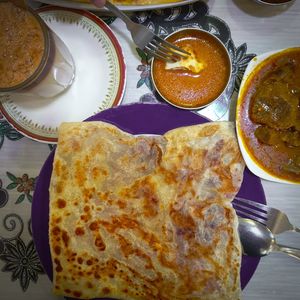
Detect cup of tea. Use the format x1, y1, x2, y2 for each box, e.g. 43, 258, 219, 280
0, 2, 75, 98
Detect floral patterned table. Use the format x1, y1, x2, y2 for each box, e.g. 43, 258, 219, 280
1, 1, 300, 299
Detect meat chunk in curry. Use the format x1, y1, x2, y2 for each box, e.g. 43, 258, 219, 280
255, 126, 300, 147
250, 58, 299, 130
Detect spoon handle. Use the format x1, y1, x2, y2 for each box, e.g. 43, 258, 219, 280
276, 244, 300, 260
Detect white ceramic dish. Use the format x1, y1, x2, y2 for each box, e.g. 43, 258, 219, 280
236, 48, 298, 185
0, 7, 126, 143
32, 0, 198, 11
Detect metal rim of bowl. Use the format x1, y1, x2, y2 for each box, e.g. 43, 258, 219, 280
254, 0, 295, 6
150, 27, 232, 111
0, 7, 50, 93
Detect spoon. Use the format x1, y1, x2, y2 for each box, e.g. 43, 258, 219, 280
238, 218, 300, 260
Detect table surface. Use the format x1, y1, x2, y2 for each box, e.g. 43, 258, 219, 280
0, 0, 300, 299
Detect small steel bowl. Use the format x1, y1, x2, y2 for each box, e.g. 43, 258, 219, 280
150, 28, 231, 110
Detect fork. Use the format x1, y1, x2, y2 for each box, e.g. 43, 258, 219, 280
104, 1, 190, 62
233, 196, 300, 234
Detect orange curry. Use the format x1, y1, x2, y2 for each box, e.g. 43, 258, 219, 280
152, 29, 231, 108
238, 48, 300, 183
0, 2, 45, 88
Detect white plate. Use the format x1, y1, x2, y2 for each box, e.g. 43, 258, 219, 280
32, 0, 198, 11
236, 48, 298, 185
0, 7, 126, 143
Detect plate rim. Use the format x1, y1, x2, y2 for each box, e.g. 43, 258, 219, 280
0, 6, 126, 144
32, 103, 265, 297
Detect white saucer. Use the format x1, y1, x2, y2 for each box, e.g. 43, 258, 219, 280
0, 7, 126, 143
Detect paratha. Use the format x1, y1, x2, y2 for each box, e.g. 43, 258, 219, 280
49, 121, 244, 300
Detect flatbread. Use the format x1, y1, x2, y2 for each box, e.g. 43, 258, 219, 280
49, 121, 244, 300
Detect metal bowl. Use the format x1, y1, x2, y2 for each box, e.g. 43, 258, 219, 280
150, 28, 231, 110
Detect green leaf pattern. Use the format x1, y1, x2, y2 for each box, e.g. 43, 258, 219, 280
7, 183, 18, 190
6, 172, 17, 182
15, 194, 26, 204
5, 172, 36, 204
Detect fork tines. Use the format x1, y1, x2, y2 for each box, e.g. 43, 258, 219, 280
145, 36, 190, 63
233, 196, 268, 225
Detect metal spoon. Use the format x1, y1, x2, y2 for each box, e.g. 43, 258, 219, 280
238, 218, 300, 260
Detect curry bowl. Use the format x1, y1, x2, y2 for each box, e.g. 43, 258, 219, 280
236, 47, 300, 184
151, 28, 231, 110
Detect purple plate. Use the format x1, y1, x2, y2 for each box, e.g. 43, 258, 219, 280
32, 103, 265, 298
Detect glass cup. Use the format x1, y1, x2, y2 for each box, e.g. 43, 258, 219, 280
0, 6, 75, 98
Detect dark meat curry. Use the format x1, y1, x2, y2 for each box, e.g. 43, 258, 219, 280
238, 48, 300, 183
